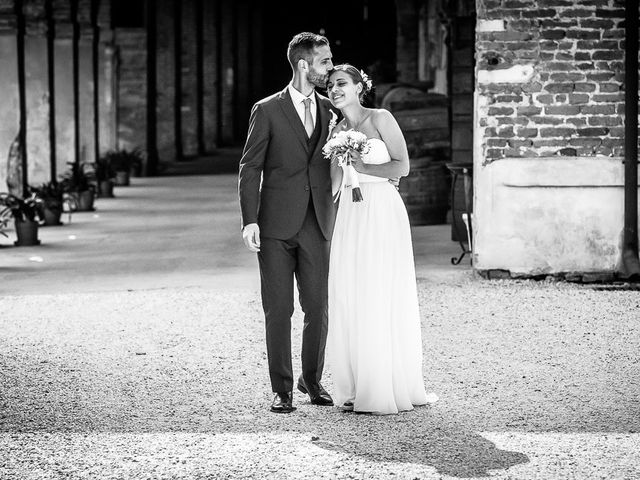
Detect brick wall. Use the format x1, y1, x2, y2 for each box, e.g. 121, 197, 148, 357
476, 0, 635, 163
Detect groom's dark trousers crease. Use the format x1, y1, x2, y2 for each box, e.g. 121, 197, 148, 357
259, 201, 330, 393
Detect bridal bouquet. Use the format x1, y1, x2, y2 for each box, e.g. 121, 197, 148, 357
322, 130, 370, 202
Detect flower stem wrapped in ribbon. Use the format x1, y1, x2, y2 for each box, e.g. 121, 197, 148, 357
322, 129, 370, 203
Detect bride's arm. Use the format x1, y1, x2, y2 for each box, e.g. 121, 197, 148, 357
350, 109, 410, 179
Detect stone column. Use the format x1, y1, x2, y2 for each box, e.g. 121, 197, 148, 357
52, 0, 75, 175
155, 0, 176, 163
24, 0, 51, 185
77, 0, 95, 164
0, 3, 20, 191
180, 0, 198, 156
219, 0, 234, 145
201, 0, 218, 152
396, 0, 419, 82
97, 0, 116, 156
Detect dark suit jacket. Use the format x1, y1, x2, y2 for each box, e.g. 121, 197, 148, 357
238, 87, 336, 241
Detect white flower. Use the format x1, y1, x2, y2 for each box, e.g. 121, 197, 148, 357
360, 70, 373, 91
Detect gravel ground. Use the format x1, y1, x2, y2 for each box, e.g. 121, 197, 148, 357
1, 275, 639, 479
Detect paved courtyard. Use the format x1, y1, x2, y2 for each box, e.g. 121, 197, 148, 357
1, 170, 638, 479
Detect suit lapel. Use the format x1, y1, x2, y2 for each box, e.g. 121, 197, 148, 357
278, 88, 309, 152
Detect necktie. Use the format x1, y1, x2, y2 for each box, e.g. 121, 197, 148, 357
303, 98, 314, 138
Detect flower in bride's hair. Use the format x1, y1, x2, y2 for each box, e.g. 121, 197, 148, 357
359, 70, 373, 91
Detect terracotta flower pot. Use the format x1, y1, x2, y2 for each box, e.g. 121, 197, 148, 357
14, 219, 40, 246
98, 180, 115, 198
114, 170, 130, 186
71, 190, 95, 212
42, 206, 63, 226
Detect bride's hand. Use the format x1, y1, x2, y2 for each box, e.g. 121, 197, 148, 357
348, 150, 367, 173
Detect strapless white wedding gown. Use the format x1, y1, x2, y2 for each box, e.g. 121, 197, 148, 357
327, 138, 438, 414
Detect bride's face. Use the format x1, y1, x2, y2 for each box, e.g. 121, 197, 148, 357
327, 71, 362, 109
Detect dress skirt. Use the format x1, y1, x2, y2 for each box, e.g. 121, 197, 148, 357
327, 180, 435, 414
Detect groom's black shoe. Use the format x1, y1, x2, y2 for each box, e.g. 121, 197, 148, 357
270, 392, 296, 413
297, 376, 334, 406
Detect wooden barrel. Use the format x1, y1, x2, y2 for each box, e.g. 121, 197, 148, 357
399, 158, 451, 226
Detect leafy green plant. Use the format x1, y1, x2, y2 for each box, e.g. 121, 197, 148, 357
95, 156, 117, 181
103, 149, 144, 173
0, 192, 42, 223
59, 162, 97, 193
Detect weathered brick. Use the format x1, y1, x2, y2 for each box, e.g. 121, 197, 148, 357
509, 139, 534, 148
504, 147, 537, 157
522, 8, 556, 18
546, 62, 575, 71
517, 128, 539, 137
503, 0, 536, 8
541, 30, 566, 40
587, 116, 622, 126
535, 94, 556, 104
576, 40, 619, 50
533, 139, 565, 147
496, 117, 529, 125
545, 105, 581, 115
586, 72, 615, 81
577, 127, 609, 136
573, 83, 597, 92
509, 19, 541, 30
487, 138, 508, 147
581, 105, 616, 114
495, 95, 523, 103
541, 127, 575, 137
592, 93, 624, 102
569, 137, 602, 147
549, 72, 586, 83
565, 30, 601, 40
603, 29, 624, 39
484, 127, 498, 137
540, 52, 556, 61
598, 83, 620, 92
538, 0, 573, 6
560, 9, 595, 18
488, 107, 515, 115
595, 9, 624, 18
556, 52, 574, 61
568, 94, 590, 104
486, 148, 505, 159
497, 126, 515, 137
555, 94, 567, 102
540, 40, 559, 50
595, 145, 613, 156
532, 116, 565, 125
592, 50, 623, 60
575, 52, 591, 61
576, 62, 596, 70
541, 19, 576, 29
565, 118, 588, 127
607, 127, 625, 137
544, 83, 574, 93
580, 18, 614, 29
522, 82, 543, 93
516, 106, 541, 116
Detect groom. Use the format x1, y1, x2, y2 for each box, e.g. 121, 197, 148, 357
238, 32, 336, 413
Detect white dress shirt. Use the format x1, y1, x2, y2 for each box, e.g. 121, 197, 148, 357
288, 84, 316, 129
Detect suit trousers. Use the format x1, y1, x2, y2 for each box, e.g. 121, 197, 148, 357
258, 203, 330, 393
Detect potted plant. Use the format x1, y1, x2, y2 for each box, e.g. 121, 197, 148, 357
29, 181, 65, 226
95, 156, 116, 198
60, 162, 97, 212
0, 192, 42, 246
105, 149, 144, 186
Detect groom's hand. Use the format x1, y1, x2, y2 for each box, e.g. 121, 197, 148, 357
242, 223, 261, 252
389, 177, 400, 190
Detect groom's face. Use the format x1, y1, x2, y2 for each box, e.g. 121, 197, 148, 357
307, 45, 333, 89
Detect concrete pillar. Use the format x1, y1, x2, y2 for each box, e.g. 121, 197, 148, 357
52, 0, 76, 175
201, 0, 218, 152
396, 0, 419, 83
180, 0, 198, 156
76, 0, 95, 164
219, 0, 234, 145
0, 32, 20, 191
235, 0, 250, 142
24, 0, 51, 185
97, 1, 116, 156
155, 0, 176, 163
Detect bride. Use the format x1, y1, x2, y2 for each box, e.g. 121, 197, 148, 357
326, 64, 438, 414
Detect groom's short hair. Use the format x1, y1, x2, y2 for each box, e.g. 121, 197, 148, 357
287, 32, 329, 69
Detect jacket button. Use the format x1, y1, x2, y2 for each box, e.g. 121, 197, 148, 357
304, 185, 310, 191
